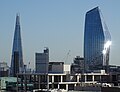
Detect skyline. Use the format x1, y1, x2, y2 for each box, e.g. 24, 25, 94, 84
0, 1, 120, 69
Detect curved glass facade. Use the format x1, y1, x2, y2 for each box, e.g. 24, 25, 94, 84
84, 7, 111, 72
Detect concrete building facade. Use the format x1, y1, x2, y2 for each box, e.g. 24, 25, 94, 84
71, 56, 84, 74
35, 48, 49, 73
49, 62, 64, 73
0, 62, 9, 77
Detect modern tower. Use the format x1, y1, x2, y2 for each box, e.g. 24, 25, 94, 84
10, 14, 24, 76
35, 47, 49, 73
84, 7, 111, 72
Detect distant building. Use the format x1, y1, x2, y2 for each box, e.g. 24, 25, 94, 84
0, 62, 9, 77
35, 47, 49, 73
49, 62, 64, 73
108, 65, 120, 73
24, 64, 32, 73
71, 56, 84, 74
10, 14, 24, 76
0, 77, 17, 91
84, 7, 111, 72
17, 70, 111, 91
64, 64, 71, 74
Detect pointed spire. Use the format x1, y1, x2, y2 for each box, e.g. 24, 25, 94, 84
86, 6, 100, 14
10, 14, 24, 76
16, 13, 20, 25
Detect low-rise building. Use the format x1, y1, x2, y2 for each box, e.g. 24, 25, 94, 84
49, 62, 64, 73
0, 77, 17, 91
71, 56, 84, 74
16, 70, 111, 91
0, 62, 9, 77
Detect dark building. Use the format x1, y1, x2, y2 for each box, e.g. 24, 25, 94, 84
10, 14, 24, 76
35, 47, 49, 73
84, 7, 111, 72
71, 56, 84, 74
49, 62, 64, 73
13, 52, 19, 76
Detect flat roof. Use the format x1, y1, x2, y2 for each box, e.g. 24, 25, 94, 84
49, 62, 64, 64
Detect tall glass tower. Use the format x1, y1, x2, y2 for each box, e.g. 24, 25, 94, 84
84, 7, 111, 72
10, 14, 24, 76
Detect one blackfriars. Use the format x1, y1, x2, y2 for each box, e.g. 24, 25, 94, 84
84, 7, 111, 72
10, 14, 24, 76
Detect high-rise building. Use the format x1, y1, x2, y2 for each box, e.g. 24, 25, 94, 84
35, 47, 49, 73
84, 7, 111, 72
10, 14, 24, 76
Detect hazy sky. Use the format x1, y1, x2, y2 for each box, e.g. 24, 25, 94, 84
0, 0, 120, 69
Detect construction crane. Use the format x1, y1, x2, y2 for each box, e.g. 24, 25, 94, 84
63, 50, 71, 64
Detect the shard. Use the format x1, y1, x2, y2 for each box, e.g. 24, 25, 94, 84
10, 14, 24, 76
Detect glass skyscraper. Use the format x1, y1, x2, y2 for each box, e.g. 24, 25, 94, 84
10, 14, 24, 76
84, 7, 111, 72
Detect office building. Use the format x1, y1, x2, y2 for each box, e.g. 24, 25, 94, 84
71, 56, 84, 74
10, 14, 24, 76
0, 62, 9, 77
49, 62, 64, 73
35, 47, 49, 73
84, 7, 111, 72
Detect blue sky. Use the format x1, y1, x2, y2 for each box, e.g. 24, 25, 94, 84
0, 0, 120, 69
